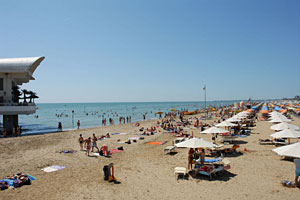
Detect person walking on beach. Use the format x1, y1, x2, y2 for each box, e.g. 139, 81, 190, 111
78, 134, 84, 151
77, 120, 80, 129
85, 137, 92, 156
92, 133, 100, 153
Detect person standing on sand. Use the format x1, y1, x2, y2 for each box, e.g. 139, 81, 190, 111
85, 137, 92, 156
92, 133, 99, 153
78, 134, 84, 151
77, 120, 80, 129
188, 148, 195, 170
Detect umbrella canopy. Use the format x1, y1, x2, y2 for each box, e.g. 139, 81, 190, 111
270, 122, 299, 131
201, 127, 229, 134
270, 129, 300, 139
272, 142, 300, 158
269, 117, 291, 123
215, 121, 238, 127
155, 111, 163, 114
226, 117, 242, 122
170, 109, 177, 112
175, 138, 217, 148
261, 110, 270, 114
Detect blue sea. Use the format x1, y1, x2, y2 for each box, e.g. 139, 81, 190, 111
17, 101, 237, 135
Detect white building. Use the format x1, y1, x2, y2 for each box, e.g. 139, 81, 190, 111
0, 57, 45, 135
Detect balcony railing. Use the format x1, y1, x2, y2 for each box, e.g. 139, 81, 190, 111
0, 103, 37, 115
0, 102, 36, 106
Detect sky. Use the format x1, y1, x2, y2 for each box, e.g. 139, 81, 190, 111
0, 0, 299, 103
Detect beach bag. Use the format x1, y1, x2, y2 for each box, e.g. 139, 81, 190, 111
117, 146, 124, 151
99, 150, 104, 156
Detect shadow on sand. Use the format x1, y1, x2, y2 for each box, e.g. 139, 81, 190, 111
189, 170, 237, 182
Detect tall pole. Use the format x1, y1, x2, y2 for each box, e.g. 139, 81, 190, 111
204, 84, 206, 110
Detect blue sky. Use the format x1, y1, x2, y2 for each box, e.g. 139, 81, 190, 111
0, 0, 299, 103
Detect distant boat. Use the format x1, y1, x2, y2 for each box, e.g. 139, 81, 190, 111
132, 106, 137, 109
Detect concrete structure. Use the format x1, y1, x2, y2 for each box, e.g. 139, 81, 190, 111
0, 57, 45, 135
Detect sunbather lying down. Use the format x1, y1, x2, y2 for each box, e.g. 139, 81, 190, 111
0, 172, 31, 190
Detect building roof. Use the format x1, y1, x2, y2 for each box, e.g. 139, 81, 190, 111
0, 57, 45, 73
0, 57, 45, 85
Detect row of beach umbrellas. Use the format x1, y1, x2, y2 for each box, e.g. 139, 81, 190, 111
174, 109, 254, 148
269, 111, 300, 158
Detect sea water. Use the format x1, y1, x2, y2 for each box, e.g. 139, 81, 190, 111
16, 101, 237, 135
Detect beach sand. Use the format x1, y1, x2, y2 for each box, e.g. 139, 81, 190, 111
1, 115, 300, 200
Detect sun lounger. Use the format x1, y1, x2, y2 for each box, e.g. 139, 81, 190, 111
174, 167, 187, 180
163, 146, 176, 154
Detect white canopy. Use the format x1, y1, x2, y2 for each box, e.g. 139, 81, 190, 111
215, 121, 238, 127
201, 127, 229, 134
175, 138, 217, 148
270, 122, 299, 131
272, 142, 300, 158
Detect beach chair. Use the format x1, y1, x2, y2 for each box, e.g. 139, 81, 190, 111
174, 167, 187, 180
258, 139, 274, 145
163, 146, 176, 154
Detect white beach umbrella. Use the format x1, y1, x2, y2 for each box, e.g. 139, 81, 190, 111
175, 138, 217, 148
226, 117, 242, 122
272, 142, 300, 158
270, 115, 289, 120
269, 117, 291, 123
201, 127, 229, 134
270, 129, 300, 139
270, 122, 299, 131
215, 121, 238, 127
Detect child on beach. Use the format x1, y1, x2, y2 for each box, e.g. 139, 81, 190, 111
85, 137, 92, 156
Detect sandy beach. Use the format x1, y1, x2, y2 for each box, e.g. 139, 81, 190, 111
1, 114, 300, 200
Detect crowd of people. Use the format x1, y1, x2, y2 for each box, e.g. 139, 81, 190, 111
78, 133, 111, 156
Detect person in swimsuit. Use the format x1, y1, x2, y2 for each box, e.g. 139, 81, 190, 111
92, 134, 99, 153
188, 148, 195, 170
85, 137, 92, 156
78, 134, 84, 151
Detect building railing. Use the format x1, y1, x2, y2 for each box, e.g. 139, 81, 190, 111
0, 102, 36, 106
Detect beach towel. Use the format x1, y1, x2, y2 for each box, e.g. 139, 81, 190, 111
196, 157, 221, 163
232, 134, 247, 138
42, 165, 66, 173
117, 140, 128, 144
59, 150, 76, 154
112, 133, 120, 135
25, 174, 37, 181
147, 141, 167, 145
110, 149, 123, 153
128, 137, 140, 140
119, 132, 128, 135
